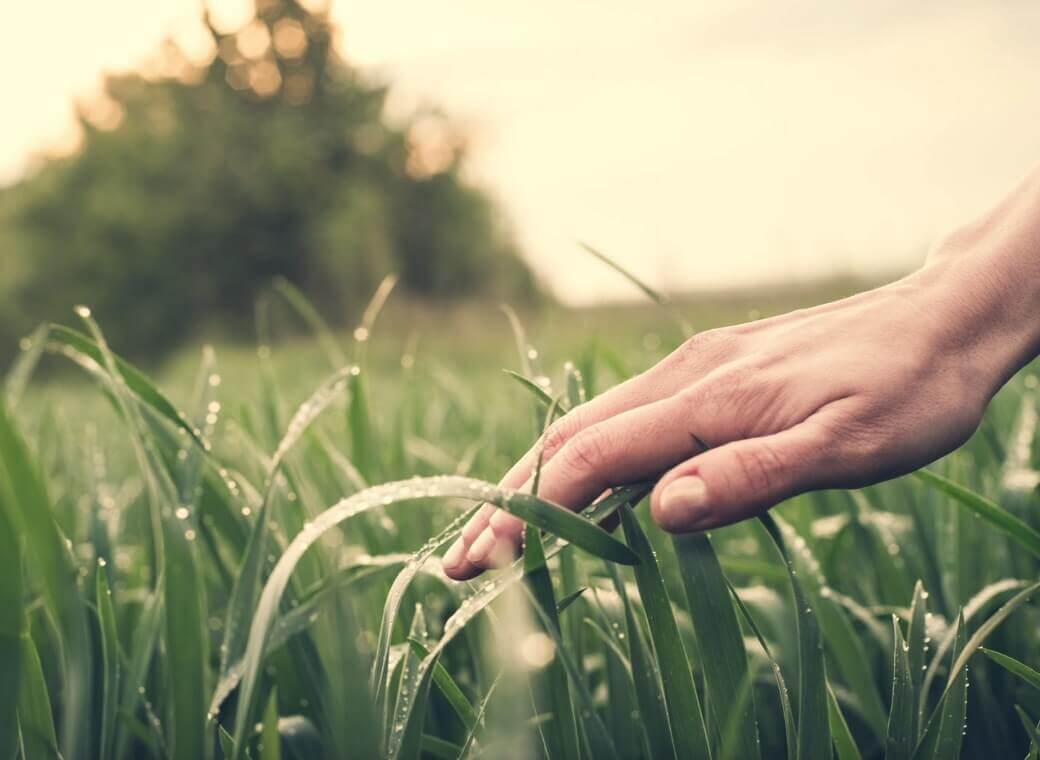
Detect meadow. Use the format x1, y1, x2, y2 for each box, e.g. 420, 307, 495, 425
2, 273, 1040, 759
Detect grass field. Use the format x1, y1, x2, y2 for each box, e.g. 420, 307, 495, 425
2, 274, 1040, 759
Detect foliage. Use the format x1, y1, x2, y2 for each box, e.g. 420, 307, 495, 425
0, 0, 538, 359
2, 277, 1040, 759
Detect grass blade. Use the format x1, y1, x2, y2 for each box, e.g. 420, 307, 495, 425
96, 563, 121, 760
620, 505, 712, 760
760, 516, 831, 760
827, 683, 863, 760
886, 615, 915, 760
673, 529, 760, 759
0, 497, 22, 759
913, 469, 1040, 558
523, 524, 581, 759
982, 648, 1040, 691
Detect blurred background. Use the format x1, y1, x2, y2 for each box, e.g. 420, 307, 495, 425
2, 0, 1040, 363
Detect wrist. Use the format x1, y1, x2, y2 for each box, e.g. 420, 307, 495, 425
910, 220, 1040, 395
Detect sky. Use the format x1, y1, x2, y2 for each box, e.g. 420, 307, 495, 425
3, 1, 1040, 302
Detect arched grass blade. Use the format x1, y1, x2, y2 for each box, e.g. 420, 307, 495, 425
913, 469, 1040, 558
982, 648, 1040, 691
621, 505, 711, 760
17, 631, 58, 759
503, 369, 557, 410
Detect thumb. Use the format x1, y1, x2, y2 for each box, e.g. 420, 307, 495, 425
650, 423, 829, 533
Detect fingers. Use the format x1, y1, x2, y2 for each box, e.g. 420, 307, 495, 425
446, 394, 707, 576
650, 417, 833, 533
443, 371, 672, 580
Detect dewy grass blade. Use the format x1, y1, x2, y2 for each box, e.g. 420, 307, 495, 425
261, 688, 282, 760
913, 469, 1040, 558
408, 638, 478, 730
606, 561, 676, 760
3, 323, 48, 409
0, 401, 92, 759
914, 614, 968, 760
982, 648, 1040, 691
216, 366, 352, 714
906, 581, 928, 744
886, 615, 915, 760
1016, 706, 1040, 755
523, 523, 581, 760
234, 477, 643, 757
620, 505, 712, 760
726, 579, 797, 760
96, 563, 121, 760
760, 515, 831, 760
672, 529, 760, 759
48, 324, 210, 452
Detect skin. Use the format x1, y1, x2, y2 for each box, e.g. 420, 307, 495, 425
443, 167, 1040, 581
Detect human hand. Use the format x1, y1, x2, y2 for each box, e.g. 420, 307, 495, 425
442, 172, 1040, 581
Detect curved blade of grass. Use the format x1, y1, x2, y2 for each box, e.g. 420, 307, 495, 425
906, 581, 928, 743
0, 401, 91, 759
389, 606, 430, 758
503, 369, 557, 410
579, 241, 693, 335
557, 586, 588, 615
719, 667, 759, 760
827, 683, 863, 760
459, 674, 502, 758
760, 515, 830, 760
920, 578, 1024, 705
887, 615, 915, 760
3, 323, 48, 409
982, 648, 1040, 691
408, 638, 477, 730
1016, 706, 1040, 755
114, 585, 164, 758
523, 524, 580, 760
606, 561, 676, 760
215, 367, 352, 714
727, 579, 797, 760
354, 273, 398, 363
420, 734, 464, 759
914, 614, 967, 760
523, 585, 619, 760
96, 564, 121, 760
234, 477, 642, 756
272, 277, 347, 368
17, 630, 58, 759
621, 505, 712, 760
913, 469, 1040, 558
48, 324, 209, 451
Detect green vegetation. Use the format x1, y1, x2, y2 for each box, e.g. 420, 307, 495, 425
2, 275, 1040, 759
0, 0, 537, 360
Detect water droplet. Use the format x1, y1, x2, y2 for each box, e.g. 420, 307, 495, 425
74, 305, 92, 318
175, 506, 190, 520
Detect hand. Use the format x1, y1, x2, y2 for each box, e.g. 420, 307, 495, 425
442, 171, 1040, 582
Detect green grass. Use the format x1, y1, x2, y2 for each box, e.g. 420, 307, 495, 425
2, 276, 1040, 759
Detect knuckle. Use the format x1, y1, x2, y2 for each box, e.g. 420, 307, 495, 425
676, 328, 733, 364
542, 412, 580, 458
562, 426, 614, 476
732, 441, 784, 494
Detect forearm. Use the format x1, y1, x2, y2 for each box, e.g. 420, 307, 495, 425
911, 168, 1040, 394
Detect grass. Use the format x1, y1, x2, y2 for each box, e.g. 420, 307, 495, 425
2, 273, 1040, 759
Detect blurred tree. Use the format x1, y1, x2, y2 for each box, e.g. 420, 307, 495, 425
0, 0, 539, 359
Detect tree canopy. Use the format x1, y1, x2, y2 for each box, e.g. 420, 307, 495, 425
0, 0, 539, 359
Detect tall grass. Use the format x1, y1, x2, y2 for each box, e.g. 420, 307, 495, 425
2, 280, 1040, 759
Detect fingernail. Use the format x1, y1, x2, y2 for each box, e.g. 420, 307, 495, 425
660, 476, 708, 528
442, 538, 465, 569
467, 528, 497, 564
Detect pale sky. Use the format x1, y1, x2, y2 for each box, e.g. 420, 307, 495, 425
3, 1, 1040, 302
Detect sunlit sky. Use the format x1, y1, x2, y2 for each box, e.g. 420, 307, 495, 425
4, 1, 1040, 302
